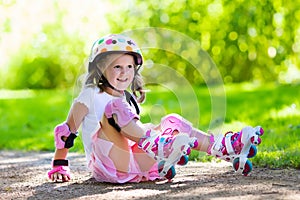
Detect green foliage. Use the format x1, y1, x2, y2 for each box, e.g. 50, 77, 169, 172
6, 57, 62, 89
224, 83, 300, 169
3, 8, 86, 89
1, 83, 299, 169
0, 89, 83, 152
2, 0, 300, 89
107, 0, 300, 84
141, 83, 300, 168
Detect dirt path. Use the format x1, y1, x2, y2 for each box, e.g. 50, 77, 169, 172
0, 151, 299, 200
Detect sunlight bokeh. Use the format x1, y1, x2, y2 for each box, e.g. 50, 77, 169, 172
2, 0, 300, 89
0, 0, 116, 72
0, 89, 35, 99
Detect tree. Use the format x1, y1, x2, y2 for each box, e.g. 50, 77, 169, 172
107, 0, 300, 84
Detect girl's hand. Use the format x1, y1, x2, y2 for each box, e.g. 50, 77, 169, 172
49, 170, 70, 182
48, 162, 71, 182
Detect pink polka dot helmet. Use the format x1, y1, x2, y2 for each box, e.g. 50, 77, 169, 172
89, 34, 143, 66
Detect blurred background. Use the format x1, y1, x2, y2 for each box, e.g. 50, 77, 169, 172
1, 0, 300, 89
1, 0, 300, 168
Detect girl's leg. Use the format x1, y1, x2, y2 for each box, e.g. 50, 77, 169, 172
158, 113, 211, 152
131, 144, 156, 172
119, 119, 204, 172
110, 119, 157, 172
104, 98, 198, 179
158, 113, 264, 176
190, 129, 210, 152
98, 117, 131, 173
98, 115, 159, 173
99, 110, 209, 174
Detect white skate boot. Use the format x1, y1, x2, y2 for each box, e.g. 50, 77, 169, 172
207, 126, 264, 176
138, 129, 198, 179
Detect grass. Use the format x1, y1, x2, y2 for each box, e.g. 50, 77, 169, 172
0, 82, 299, 169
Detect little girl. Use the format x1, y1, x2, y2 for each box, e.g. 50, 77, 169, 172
48, 34, 264, 183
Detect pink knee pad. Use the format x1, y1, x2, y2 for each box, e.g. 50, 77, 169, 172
54, 122, 71, 149
104, 98, 140, 127
160, 114, 193, 136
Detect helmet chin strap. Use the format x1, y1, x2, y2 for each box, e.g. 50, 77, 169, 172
99, 74, 124, 94
99, 66, 140, 95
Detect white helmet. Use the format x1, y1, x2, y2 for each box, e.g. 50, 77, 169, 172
89, 34, 143, 66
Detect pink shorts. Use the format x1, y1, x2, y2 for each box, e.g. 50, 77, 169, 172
88, 133, 162, 183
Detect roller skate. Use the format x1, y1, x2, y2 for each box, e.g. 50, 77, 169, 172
159, 114, 199, 166
138, 129, 198, 180
207, 126, 264, 176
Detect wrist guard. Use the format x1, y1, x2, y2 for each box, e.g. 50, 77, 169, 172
48, 159, 71, 180
53, 159, 69, 166
54, 122, 78, 149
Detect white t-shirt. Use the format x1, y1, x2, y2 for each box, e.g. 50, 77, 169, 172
73, 86, 119, 163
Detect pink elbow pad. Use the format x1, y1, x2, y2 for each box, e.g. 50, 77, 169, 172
54, 123, 71, 149
104, 98, 140, 127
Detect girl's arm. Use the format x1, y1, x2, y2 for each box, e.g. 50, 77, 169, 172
50, 102, 88, 182
53, 102, 88, 160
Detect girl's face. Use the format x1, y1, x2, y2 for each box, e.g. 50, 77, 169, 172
103, 54, 135, 92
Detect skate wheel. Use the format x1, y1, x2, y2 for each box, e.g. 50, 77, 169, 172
250, 136, 261, 145
177, 155, 189, 166
257, 127, 264, 136
165, 166, 176, 179
158, 162, 176, 180
186, 147, 191, 155
190, 139, 198, 148
247, 145, 257, 158
233, 157, 252, 176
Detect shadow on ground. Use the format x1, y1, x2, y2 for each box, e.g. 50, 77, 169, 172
0, 151, 299, 200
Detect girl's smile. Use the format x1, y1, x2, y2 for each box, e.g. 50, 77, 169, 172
117, 78, 129, 82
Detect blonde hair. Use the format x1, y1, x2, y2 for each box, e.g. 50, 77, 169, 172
84, 53, 145, 103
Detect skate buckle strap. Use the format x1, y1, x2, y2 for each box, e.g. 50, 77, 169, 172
224, 132, 235, 155
157, 137, 164, 161
138, 129, 152, 150
157, 136, 169, 161
138, 130, 162, 160
210, 134, 223, 156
